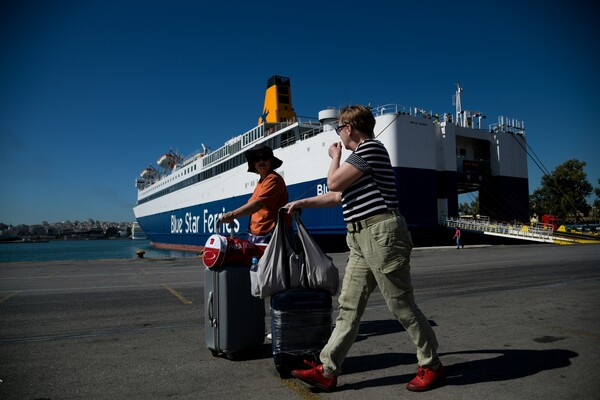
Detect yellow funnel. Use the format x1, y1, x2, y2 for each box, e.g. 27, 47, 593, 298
258, 75, 297, 124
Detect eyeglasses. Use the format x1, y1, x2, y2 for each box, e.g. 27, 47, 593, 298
252, 154, 271, 162
335, 124, 348, 135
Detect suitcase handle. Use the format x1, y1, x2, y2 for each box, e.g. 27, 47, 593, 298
207, 291, 217, 327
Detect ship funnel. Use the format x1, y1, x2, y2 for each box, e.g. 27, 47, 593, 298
318, 108, 340, 131
258, 75, 297, 124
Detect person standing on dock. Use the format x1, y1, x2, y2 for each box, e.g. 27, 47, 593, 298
453, 226, 464, 249
218, 144, 291, 247
284, 105, 445, 392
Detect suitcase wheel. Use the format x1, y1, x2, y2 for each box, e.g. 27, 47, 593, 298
276, 366, 292, 379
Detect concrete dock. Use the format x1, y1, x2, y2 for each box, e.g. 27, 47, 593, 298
1, 244, 599, 399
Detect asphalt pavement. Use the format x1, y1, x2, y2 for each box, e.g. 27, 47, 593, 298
0, 243, 598, 399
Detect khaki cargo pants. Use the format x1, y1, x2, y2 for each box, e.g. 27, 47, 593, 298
320, 213, 441, 376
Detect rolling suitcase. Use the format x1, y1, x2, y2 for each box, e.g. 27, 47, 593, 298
270, 288, 333, 377
204, 265, 265, 359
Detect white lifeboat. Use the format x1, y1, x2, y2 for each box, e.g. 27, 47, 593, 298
157, 153, 174, 168
157, 150, 183, 169
140, 166, 157, 179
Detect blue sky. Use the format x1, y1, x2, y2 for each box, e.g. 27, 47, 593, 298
1, 0, 598, 225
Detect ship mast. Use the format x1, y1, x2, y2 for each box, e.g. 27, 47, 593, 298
455, 82, 463, 127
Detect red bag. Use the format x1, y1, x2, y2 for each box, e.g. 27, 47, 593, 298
203, 234, 264, 268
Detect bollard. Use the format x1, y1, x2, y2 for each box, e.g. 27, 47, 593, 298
136, 250, 145, 259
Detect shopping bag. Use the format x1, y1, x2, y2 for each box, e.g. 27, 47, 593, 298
294, 213, 339, 296
250, 210, 302, 298
250, 209, 339, 298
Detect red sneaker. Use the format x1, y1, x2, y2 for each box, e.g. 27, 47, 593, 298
406, 364, 446, 392
291, 360, 337, 391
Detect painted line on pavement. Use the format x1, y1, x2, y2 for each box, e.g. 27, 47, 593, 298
0, 291, 20, 304
162, 284, 193, 304
281, 377, 323, 400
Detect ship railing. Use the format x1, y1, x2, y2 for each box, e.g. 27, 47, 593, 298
489, 116, 526, 136
182, 148, 208, 165
301, 126, 323, 139
372, 104, 406, 116
201, 124, 266, 167
297, 116, 320, 125
266, 117, 319, 133
277, 120, 321, 147
446, 216, 554, 242
371, 104, 434, 119
200, 118, 310, 168
190, 116, 323, 169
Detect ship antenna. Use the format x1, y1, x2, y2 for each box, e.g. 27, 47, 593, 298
455, 82, 463, 126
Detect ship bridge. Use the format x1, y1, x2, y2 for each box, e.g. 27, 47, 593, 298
431, 83, 530, 228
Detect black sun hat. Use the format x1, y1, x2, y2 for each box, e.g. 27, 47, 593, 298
244, 144, 283, 173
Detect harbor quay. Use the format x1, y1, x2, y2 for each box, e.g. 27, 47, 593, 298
0, 244, 598, 399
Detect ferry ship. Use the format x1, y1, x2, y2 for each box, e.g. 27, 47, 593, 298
133, 76, 529, 251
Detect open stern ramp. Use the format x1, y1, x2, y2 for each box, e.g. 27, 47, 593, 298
446, 216, 554, 243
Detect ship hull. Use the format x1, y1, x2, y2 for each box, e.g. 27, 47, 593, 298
135, 167, 529, 251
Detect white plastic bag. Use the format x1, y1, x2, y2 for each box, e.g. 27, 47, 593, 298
294, 213, 339, 296
250, 210, 339, 298
250, 211, 301, 298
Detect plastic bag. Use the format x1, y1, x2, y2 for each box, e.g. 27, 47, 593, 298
250, 210, 301, 298
250, 210, 339, 298
294, 213, 339, 296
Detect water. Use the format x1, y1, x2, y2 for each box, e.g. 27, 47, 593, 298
0, 239, 201, 263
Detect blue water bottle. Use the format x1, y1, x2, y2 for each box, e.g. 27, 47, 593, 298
250, 256, 258, 272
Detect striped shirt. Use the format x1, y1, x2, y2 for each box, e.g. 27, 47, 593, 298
341, 139, 400, 223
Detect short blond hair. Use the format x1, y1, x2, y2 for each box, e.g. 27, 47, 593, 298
339, 105, 375, 138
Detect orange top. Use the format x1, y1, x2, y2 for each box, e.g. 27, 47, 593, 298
249, 171, 290, 235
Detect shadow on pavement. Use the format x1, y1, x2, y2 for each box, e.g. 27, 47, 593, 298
442, 348, 578, 385
338, 348, 578, 391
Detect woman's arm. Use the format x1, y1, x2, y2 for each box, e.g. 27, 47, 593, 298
284, 191, 341, 214
326, 142, 364, 192
219, 199, 264, 224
